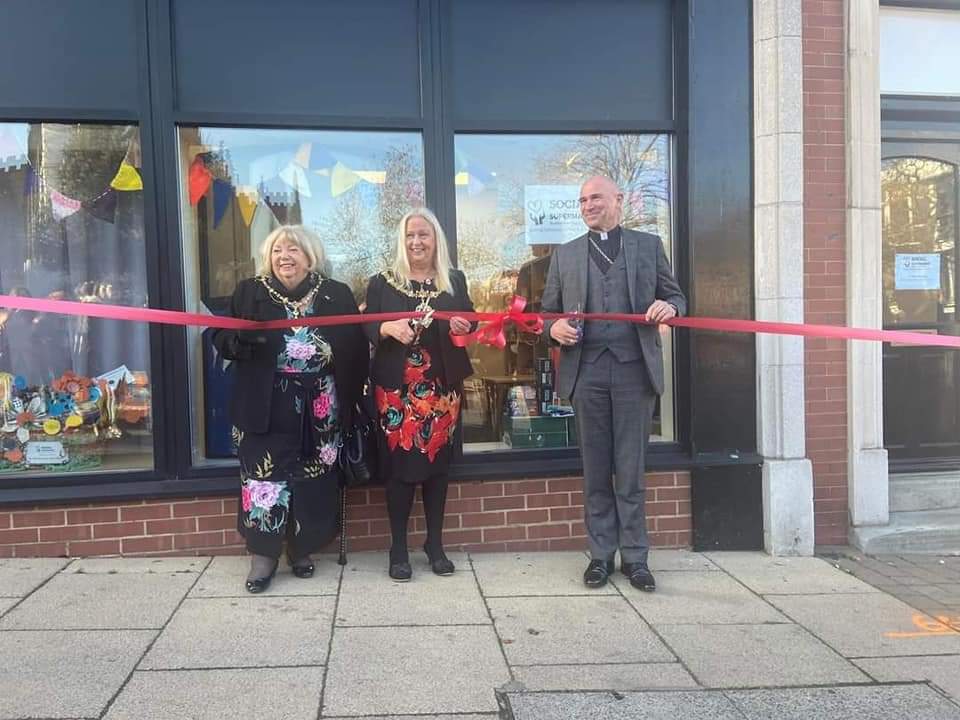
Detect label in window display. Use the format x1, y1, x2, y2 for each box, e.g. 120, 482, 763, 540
25, 442, 67, 465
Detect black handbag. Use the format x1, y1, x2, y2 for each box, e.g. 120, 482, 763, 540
338, 402, 378, 488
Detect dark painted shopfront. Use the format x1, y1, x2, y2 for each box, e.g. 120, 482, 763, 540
0, 0, 759, 553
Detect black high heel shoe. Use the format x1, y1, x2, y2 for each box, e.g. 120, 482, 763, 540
423, 544, 455, 576
288, 554, 315, 579
245, 559, 278, 594
388, 546, 412, 582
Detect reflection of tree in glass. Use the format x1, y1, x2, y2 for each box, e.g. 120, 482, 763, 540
320, 145, 424, 301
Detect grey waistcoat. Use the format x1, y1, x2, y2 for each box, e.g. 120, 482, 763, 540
581, 250, 644, 364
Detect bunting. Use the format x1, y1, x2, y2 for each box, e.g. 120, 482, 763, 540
212, 179, 233, 229
188, 156, 213, 205
110, 162, 143, 191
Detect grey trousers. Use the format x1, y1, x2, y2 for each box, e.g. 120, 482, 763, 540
571, 352, 656, 564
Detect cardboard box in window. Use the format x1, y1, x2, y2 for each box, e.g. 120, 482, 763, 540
502, 413, 576, 448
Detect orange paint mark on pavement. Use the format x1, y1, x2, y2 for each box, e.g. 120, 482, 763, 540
884, 613, 960, 638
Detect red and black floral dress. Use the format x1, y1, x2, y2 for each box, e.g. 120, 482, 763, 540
365, 272, 474, 485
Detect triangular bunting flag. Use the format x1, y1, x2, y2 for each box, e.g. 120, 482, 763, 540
85, 189, 118, 224
236, 190, 258, 227
212, 179, 233, 229
188, 157, 213, 205
110, 162, 143, 191
50, 189, 82, 220
330, 161, 361, 197
293, 142, 311, 169
279, 162, 312, 197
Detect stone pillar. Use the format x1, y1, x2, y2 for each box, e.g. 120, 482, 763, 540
845, 0, 889, 535
755, 0, 815, 555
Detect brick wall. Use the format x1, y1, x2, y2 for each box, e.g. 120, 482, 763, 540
0, 472, 691, 558
802, 0, 848, 545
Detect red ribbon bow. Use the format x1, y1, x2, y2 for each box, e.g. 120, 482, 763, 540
449, 295, 543, 349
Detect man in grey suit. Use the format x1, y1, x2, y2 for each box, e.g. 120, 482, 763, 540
542, 175, 686, 591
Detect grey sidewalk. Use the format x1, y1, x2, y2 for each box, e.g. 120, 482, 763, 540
1, 550, 959, 720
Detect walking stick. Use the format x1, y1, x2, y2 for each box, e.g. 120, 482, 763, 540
337, 484, 347, 565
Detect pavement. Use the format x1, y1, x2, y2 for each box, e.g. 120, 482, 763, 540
1, 549, 959, 720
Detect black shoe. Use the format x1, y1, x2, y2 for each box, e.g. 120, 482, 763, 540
423, 544, 455, 576
388, 561, 412, 582
583, 559, 615, 588
245, 560, 278, 594
622, 562, 656, 591
288, 555, 315, 579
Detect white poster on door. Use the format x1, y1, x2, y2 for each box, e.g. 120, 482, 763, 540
895, 253, 941, 290
524, 185, 585, 245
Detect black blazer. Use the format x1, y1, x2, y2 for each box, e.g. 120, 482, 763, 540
363, 269, 475, 389
212, 275, 368, 434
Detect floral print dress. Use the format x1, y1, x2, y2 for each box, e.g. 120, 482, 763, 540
236, 302, 341, 559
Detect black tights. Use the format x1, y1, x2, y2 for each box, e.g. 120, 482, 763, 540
386, 475, 449, 563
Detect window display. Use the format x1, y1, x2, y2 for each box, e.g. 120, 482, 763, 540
0, 123, 153, 474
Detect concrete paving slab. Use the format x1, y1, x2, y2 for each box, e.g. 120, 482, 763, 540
511, 663, 698, 691
656, 624, 869, 688
648, 549, 720, 572
706, 552, 879, 595
615, 571, 789, 625
69, 557, 207, 574
188, 554, 341, 597
767, 592, 960, 657
323, 625, 509, 716
507, 691, 745, 720
141, 595, 334, 668
472, 552, 618, 596
323, 716, 497, 720
0, 571, 195, 629
0, 557, 70, 597
336, 551, 488, 626
0, 597, 17, 616
726, 684, 960, 720
855, 655, 960, 703
488, 596, 673, 665
103, 667, 325, 720
0, 629, 155, 719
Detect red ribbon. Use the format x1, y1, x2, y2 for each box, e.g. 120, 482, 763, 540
0, 293, 959, 350
448, 295, 543, 349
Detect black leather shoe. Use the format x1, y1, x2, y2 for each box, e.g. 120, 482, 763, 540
388, 561, 412, 582
622, 562, 656, 591
245, 561, 278, 594
583, 559, 615, 588
423, 544, 455, 576
288, 556, 315, 579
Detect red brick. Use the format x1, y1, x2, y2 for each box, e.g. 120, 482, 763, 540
0, 513, 9, 530
646, 501, 679, 517
656, 517, 692, 532
502, 480, 547, 495
93, 522, 145, 539
369, 519, 391, 536
344, 520, 369, 537
548, 537, 587, 551
224, 530, 245, 545
546, 478, 582, 493
198, 515, 236, 532
444, 498, 482, 514
526, 493, 571, 509
122, 535, 174, 554
120, 504, 173, 521
347, 504, 389, 520
439, 529, 483, 545
0, 528, 39, 544
549, 507, 582, 522
39, 525, 91, 542
222, 499, 239, 514
13, 542, 67, 557
647, 474, 678, 488
653, 487, 689, 502
67, 508, 118, 525
504, 540, 550, 552
483, 526, 527, 542
12, 510, 66, 528
482, 495, 526, 511
505, 509, 549, 524
461, 512, 505, 528
174, 531, 225, 550
69, 539, 120, 556
528, 523, 571, 539
146, 518, 197, 534
173, 500, 223, 518
459, 482, 504, 499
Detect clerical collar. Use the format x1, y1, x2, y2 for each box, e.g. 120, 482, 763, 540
588, 226, 621, 243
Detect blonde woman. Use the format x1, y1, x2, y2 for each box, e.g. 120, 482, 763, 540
364, 209, 475, 581
213, 225, 367, 593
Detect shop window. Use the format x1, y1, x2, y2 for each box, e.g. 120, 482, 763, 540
880, 7, 960, 96
177, 127, 425, 465
0, 123, 153, 475
453, 133, 676, 453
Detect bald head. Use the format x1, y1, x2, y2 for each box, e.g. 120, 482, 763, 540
579, 175, 623, 232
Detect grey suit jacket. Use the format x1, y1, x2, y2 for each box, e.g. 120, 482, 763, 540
540, 228, 686, 398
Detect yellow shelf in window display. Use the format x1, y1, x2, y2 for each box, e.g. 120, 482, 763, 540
43, 419, 62, 436
65, 414, 83, 429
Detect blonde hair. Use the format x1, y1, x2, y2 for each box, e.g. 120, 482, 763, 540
390, 208, 453, 294
256, 225, 330, 278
